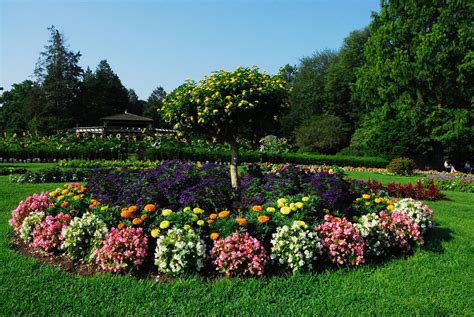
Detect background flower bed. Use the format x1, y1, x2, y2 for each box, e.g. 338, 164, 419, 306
8, 161, 437, 279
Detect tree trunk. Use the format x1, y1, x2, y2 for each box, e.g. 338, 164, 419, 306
229, 139, 239, 189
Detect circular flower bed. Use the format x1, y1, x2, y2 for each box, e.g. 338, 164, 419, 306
8, 163, 437, 279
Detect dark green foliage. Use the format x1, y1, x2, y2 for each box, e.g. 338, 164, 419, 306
143, 86, 168, 128
282, 50, 337, 135
33, 26, 83, 133
352, 0, 474, 164
0, 81, 41, 133
79, 60, 130, 125
294, 114, 351, 154
386, 157, 417, 176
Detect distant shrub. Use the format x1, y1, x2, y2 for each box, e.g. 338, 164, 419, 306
387, 157, 416, 175
294, 115, 351, 154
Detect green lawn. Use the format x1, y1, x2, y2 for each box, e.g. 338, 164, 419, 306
0, 172, 473, 315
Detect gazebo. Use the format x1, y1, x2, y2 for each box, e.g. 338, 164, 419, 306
73, 110, 175, 135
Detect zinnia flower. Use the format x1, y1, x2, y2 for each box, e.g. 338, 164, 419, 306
236, 217, 248, 226
144, 204, 156, 212
160, 220, 170, 229
252, 205, 263, 212
257, 215, 270, 223
218, 210, 229, 218
210, 232, 219, 240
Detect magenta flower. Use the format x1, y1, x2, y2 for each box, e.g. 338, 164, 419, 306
9, 192, 52, 234
30, 212, 71, 255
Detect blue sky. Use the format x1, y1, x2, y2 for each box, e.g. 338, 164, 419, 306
1, 0, 380, 99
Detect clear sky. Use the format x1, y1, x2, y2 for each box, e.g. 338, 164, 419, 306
1, 0, 380, 99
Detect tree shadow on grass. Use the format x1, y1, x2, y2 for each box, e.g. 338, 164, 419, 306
422, 225, 453, 253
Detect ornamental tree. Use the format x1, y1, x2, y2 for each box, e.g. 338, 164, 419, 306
161, 66, 290, 188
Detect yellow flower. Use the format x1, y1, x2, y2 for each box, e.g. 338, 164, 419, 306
57, 195, 65, 201
162, 209, 173, 216
151, 228, 160, 238
50, 191, 58, 197
197, 220, 205, 226
294, 220, 306, 227
73, 195, 81, 201
277, 198, 287, 207
266, 207, 276, 213
362, 194, 371, 199
280, 206, 291, 215
183, 224, 191, 230
302, 196, 310, 202
193, 207, 204, 214
387, 204, 394, 211
183, 207, 191, 212
374, 198, 382, 204
365, 202, 371, 206
61, 189, 69, 195
295, 202, 304, 209
159, 220, 170, 229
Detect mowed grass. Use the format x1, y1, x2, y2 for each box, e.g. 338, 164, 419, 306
0, 172, 473, 315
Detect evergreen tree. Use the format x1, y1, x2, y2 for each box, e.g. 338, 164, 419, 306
33, 25, 83, 133
144, 86, 168, 128
127, 89, 145, 115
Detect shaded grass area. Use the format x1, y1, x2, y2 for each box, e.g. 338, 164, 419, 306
0, 174, 473, 315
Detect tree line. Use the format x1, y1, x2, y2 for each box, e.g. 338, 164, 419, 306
0, 26, 168, 135
0, 1, 472, 165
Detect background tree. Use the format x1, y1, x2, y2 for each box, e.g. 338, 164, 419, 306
324, 28, 370, 126
80, 60, 130, 125
144, 86, 168, 128
161, 66, 289, 188
352, 0, 474, 165
0, 80, 43, 132
295, 114, 351, 154
281, 49, 337, 136
33, 25, 83, 133
127, 89, 145, 115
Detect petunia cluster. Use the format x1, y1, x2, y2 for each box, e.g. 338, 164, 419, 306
316, 215, 365, 266
19, 211, 45, 243
30, 213, 71, 255
270, 221, 322, 273
154, 228, 206, 276
93, 227, 148, 273
211, 231, 268, 277
62, 212, 109, 261
9, 192, 51, 233
394, 198, 434, 234
353, 213, 390, 259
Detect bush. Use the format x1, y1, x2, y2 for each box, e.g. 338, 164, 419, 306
30, 213, 71, 255
387, 157, 416, 175
154, 228, 206, 276
295, 115, 351, 154
9, 168, 92, 183
93, 227, 148, 273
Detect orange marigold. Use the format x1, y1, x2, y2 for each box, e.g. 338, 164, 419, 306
120, 210, 132, 219
207, 219, 214, 225
61, 202, 70, 208
210, 232, 220, 240
257, 215, 270, 223
128, 205, 138, 213
252, 205, 263, 212
209, 213, 218, 220
141, 214, 148, 220
117, 223, 125, 229
236, 217, 248, 226
218, 210, 229, 218
144, 204, 156, 212
132, 218, 142, 225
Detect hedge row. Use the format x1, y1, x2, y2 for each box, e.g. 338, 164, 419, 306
144, 147, 388, 168
0, 146, 388, 168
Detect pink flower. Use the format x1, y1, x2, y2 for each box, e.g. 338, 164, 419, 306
315, 215, 365, 266
9, 193, 52, 233
30, 212, 71, 255
211, 231, 267, 277
379, 211, 423, 252
93, 227, 148, 273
